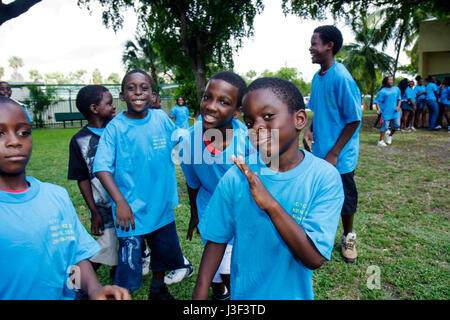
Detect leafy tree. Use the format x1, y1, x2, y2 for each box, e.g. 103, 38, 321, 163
106, 72, 120, 84
0, 66, 4, 79
397, 39, 418, 76
44, 72, 68, 84
261, 66, 311, 96
8, 56, 24, 81
68, 69, 87, 84
0, 0, 42, 26
78, 0, 264, 114
336, 14, 394, 109
23, 85, 58, 128
29, 69, 43, 83
92, 68, 103, 84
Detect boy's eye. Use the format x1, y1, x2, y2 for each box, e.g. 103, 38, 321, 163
202, 95, 209, 101
18, 130, 31, 137
263, 113, 274, 120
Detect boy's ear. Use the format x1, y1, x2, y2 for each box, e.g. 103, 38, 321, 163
119, 92, 125, 101
232, 106, 243, 119
326, 41, 334, 54
89, 104, 99, 115
294, 109, 307, 131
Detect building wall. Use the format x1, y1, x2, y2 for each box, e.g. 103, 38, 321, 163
418, 19, 450, 80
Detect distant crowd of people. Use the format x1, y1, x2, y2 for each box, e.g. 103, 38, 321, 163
372, 75, 449, 147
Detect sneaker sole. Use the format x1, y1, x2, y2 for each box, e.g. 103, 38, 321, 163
342, 256, 357, 263
165, 266, 194, 285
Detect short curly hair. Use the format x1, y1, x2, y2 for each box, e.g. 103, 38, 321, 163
244, 77, 305, 113
314, 25, 343, 55
209, 71, 247, 107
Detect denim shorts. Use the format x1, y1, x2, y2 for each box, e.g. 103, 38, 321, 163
380, 116, 400, 132
113, 221, 185, 292
417, 100, 427, 109
401, 101, 414, 111
341, 171, 358, 216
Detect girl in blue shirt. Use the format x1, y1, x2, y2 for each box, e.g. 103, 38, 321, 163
399, 79, 417, 131
169, 96, 192, 129
374, 76, 401, 146
414, 76, 427, 128
0, 97, 130, 300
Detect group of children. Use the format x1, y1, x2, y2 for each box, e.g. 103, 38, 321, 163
374, 75, 449, 147
0, 25, 362, 300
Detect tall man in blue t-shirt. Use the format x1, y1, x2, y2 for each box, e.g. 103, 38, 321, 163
303, 26, 362, 263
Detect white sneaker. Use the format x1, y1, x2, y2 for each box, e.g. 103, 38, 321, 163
385, 129, 391, 136
164, 257, 194, 285
385, 134, 392, 145
409, 126, 416, 132
377, 140, 387, 147
142, 249, 151, 276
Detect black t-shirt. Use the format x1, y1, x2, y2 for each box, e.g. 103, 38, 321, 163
68, 126, 114, 228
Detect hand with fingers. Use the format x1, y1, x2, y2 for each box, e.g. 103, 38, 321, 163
231, 155, 274, 212
115, 198, 135, 232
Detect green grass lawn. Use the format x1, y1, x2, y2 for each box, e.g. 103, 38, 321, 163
26, 111, 449, 300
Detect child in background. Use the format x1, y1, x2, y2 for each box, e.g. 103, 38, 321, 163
178, 71, 253, 300
0, 97, 130, 300
438, 77, 450, 130
169, 96, 191, 129
414, 76, 427, 129
303, 25, 362, 263
425, 75, 440, 130
374, 76, 401, 146
93, 70, 193, 300
406, 80, 417, 131
193, 77, 344, 300
0, 81, 33, 123
399, 79, 415, 132
68, 85, 118, 279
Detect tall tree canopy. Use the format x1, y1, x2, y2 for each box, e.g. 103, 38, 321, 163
78, 0, 264, 113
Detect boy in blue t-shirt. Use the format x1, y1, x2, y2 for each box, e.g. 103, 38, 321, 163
303, 25, 361, 263
68, 85, 118, 280
169, 96, 192, 129
178, 71, 253, 300
192, 78, 344, 300
93, 70, 193, 300
0, 97, 130, 300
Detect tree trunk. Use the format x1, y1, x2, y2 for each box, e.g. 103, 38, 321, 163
369, 81, 375, 110
393, 29, 405, 82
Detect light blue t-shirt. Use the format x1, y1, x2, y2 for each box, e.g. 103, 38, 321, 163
199, 150, 344, 300
414, 85, 426, 101
405, 87, 416, 103
93, 109, 179, 237
439, 86, 449, 105
87, 126, 105, 137
179, 119, 254, 223
308, 61, 362, 174
170, 105, 190, 129
374, 86, 401, 121
0, 176, 100, 300
426, 82, 439, 101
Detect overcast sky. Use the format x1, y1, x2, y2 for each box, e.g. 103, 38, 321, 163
0, 0, 408, 83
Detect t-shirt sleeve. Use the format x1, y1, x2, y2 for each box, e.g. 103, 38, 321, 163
180, 163, 201, 190
92, 125, 116, 174
336, 76, 362, 123
63, 189, 100, 264
396, 87, 402, 100
374, 90, 384, 105
198, 172, 235, 244
301, 167, 344, 261
67, 135, 90, 181
169, 108, 176, 117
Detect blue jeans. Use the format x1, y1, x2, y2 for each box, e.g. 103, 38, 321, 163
427, 99, 439, 129
380, 116, 400, 132
417, 100, 426, 109
113, 221, 185, 291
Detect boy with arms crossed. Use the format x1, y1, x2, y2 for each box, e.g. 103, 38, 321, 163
193, 78, 344, 299
303, 25, 362, 263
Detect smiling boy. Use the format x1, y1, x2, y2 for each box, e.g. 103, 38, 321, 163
303, 25, 362, 263
192, 77, 344, 300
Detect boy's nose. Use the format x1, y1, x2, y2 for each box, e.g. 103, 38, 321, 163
6, 134, 22, 148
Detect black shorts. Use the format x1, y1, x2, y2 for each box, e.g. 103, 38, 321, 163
341, 171, 358, 215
